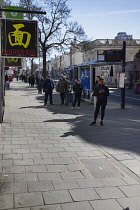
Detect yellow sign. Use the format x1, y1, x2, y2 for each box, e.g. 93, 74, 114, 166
7, 58, 18, 63
8, 24, 31, 48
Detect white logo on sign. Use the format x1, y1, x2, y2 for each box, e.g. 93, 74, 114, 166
11, 12, 18, 17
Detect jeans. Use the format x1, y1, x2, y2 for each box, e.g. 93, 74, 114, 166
73, 94, 81, 107
94, 100, 107, 121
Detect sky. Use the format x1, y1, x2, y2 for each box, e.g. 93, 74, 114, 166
67, 0, 140, 40
10, 0, 140, 40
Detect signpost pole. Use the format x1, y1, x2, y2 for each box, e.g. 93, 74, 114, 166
121, 41, 126, 109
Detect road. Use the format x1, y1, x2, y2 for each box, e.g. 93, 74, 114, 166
109, 88, 140, 107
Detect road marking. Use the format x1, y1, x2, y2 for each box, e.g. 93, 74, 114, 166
111, 94, 140, 101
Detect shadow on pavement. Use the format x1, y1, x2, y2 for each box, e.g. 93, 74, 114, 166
33, 91, 140, 156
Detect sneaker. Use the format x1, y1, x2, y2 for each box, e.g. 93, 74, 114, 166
78, 107, 80, 109
100, 121, 103, 126
44, 103, 47, 106
71, 107, 74, 109
90, 122, 96, 126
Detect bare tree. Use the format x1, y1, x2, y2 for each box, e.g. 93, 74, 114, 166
36, 0, 86, 78
15, 0, 86, 78
2, 0, 12, 5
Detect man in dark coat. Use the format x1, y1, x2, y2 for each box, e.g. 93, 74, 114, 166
90, 78, 109, 126
58, 75, 68, 105
72, 79, 83, 109
43, 75, 54, 106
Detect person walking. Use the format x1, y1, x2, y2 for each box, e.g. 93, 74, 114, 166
37, 74, 44, 94
28, 75, 31, 86
30, 74, 35, 87
43, 75, 54, 106
90, 78, 109, 126
93, 76, 101, 106
64, 76, 71, 106
58, 75, 68, 105
72, 79, 83, 109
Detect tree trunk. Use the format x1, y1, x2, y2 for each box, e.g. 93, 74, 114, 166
43, 47, 47, 79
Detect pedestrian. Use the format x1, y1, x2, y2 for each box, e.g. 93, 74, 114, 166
90, 78, 109, 126
37, 74, 43, 94
93, 76, 101, 106
5, 74, 8, 82
58, 74, 68, 105
28, 75, 31, 86
71, 79, 83, 109
43, 75, 54, 106
30, 74, 35, 87
63, 76, 71, 106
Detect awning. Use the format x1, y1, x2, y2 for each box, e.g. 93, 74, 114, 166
78, 60, 121, 67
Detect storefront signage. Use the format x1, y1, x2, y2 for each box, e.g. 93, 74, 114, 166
5, 58, 22, 66
97, 50, 105, 61
97, 49, 123, 62
4, 5, 23, 19
105, 49, 123, 62
1, 19, 38, 57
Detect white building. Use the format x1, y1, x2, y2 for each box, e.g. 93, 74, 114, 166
115, 32, 133, 40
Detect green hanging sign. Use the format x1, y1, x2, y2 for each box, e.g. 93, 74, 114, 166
4, 5, 24, 19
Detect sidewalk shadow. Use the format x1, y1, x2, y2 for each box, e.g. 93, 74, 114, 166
35, 92, 140, 156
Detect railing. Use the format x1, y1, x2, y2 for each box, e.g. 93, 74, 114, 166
92, 39, 140, 46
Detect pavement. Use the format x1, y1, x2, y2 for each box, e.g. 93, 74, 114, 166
0, 79, 140, 210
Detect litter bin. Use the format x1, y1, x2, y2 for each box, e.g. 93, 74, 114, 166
134, 83, 140, 94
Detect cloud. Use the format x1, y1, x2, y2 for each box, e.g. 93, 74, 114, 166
75, 9, 140, 17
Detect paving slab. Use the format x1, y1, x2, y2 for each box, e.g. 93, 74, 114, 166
0, 194, 13, 209
90, 199, 123, 210
117, 197, 140, 210
14, 159, 34, 166
81, 159, 122, 178
25, 165, 47, 173
61, 201, 93, 210
28, 181, 54, 192
69, 188, 99, 201
60, 171, 85, 179
14, 192, 44, 208
14, 173, 38, 181
34, 158, 54, 165
3, 154, 23, 160
38, 173, 62, 181
99, 178, 127, 186
52, 180, 79, 190
95, 186, 126, 199
3, 166, 25, 173
43, 190, 73, 205
119, 185, 140, 197
0, 182, 27, 194
31, 204, 62, 210
53, 158, 73, 165
76, 178, 103, 188
46, 165, 68, 173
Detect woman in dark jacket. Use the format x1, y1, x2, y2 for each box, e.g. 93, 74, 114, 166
72, 79, 83, 109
